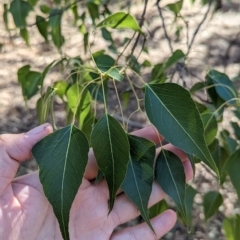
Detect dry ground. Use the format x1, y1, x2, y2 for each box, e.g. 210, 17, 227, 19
0, 0, 240, 239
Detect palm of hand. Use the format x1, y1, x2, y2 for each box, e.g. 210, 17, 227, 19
0, 124, 192, 240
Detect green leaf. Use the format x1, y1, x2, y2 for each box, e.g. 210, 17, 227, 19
203, 191, 223, 221
36, 87, 54, 124
185, 185, 198, 226
101, 28, 113, 42
166, 0, 183, 16
221, 130, 238, 154
9, 0, 32, 28
231, 122, 240, 140
49, 8, 64, 50
145, 83, 219, 176
40, 4, 50, 14
225, 149, 240, 204
66, 84, 91, 128
164, 49, 185, 70
91, 114, 130, 211
32, 125, 89, 240
54, 80, 68, 98
121, 135, 156, 231
206, 69, 238, 105
155, 149, 187, 222
81, 110, 96, 141
3, 4, 9, 31
150, 63, 164, 82
87, 2, 99, 24
36, 15, 49, 42
87, 80, 108, 103
17, 65, 42, 100
27, 0, 38, 7
190, 82, 205, 94
201, 112, 217, 145
148, 200, 168, 219
20, 28, 30, 45
94, 54, 123, 81
223, 214, 240, 240
95, 12, 143, 34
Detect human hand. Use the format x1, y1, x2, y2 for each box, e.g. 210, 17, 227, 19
0, 123, 193, 240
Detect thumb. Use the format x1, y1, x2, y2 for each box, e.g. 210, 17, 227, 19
0, 123, 53, 195
2, 123, 53, 162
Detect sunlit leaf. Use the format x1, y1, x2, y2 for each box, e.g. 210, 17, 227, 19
145, 83, 219, 176
166, 0, 183, 16
91, 114, 130, 211
122, 135, 155, 231
32, 125, 89, 240
20, 28, 30, 45
96, 12, 143, 34
223, 214, 240, 240
155, 149, 187, 223
54, 80, 68, 98
203, 191, 223, 221
9, 0, 32, 28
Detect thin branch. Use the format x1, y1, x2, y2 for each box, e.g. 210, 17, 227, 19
156, 0, 173, 53
128, 0, 149, 61
187, 0, 213, 55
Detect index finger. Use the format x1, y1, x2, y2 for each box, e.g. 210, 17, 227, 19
84, 126, 163, 180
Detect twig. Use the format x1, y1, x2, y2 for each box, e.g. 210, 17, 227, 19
187, 0, 213, 55
128, 0, 149, 62
156, 0, 173, 53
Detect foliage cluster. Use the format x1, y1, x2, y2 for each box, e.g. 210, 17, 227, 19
2, 0, 240, 239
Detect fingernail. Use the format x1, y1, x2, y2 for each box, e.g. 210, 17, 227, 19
27, 123, 51, 135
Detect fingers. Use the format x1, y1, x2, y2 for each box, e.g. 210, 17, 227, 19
84, 126, 163, 180
111, 210, 177, 240
109, 182, 165, 226
0, 123, 52, 195
1, 123, 53, 162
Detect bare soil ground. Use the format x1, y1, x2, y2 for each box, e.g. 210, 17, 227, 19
0, 0, 240, 239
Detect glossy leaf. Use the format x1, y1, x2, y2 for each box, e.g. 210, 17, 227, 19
145, 83, 219, 175
17, 65, 42, 100
203, 191, 223, 221
96, 12, 143, 34
36, 15, 48, 42
148, 200, 168, 219
225, 149, 240, 203
121, 135, 156, 231
9, 0, 32, 28
49, 8, 64, 50
155, 149, 187, 223
32, 125, 89, 240
166, 0, 183, 16
201, 112, 217, 145
223, 214, 240, 240
206, 69, 238, 104
91, 114, 130, 211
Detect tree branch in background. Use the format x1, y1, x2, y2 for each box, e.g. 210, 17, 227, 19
187, 0, 213, 55
156, 0, 173, 53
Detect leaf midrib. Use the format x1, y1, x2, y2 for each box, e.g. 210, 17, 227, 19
147, 85, 215, 170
